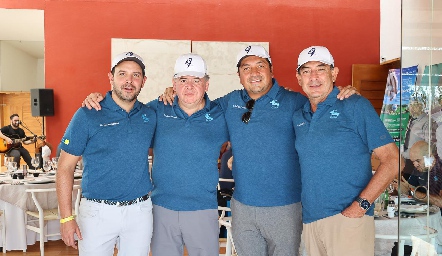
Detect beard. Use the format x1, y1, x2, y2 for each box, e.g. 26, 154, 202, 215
112, 82, 141, 102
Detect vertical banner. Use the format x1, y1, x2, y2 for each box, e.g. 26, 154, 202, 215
380, 65, 419, 147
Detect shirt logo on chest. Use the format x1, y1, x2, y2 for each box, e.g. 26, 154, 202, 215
164, 114, 178, 119
205, 114, 213, 122
100, 122, 119, 127
270, 100, 280, 109
329, 110, 340, 119
142, 114, 150, 123
232, 104, 247, 110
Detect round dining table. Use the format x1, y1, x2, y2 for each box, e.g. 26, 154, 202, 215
374, 204, 442, 256
0, 170, 82, 252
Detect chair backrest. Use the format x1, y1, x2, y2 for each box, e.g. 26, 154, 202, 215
26, 184, 81, 216
376, 227, 438, 256
410, 234, 438, 256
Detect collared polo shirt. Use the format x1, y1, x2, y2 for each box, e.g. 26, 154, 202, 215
293, 87, 393, 223
60, 91, 156, 201
216, 79, 307, 207
148, 93, 229, 211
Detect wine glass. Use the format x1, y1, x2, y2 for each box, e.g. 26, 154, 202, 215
8, 162, 17, 177
31, 157, 40, 170
51, 157, 59, 172
4, 157, 10, 173
374, 196, 384, 217
4, 157, 14, 172
42, 159, 52, 173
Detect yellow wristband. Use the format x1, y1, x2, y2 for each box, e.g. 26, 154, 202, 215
60, 215, 75, 224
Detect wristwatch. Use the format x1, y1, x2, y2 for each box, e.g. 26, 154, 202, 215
356, 197, 371, 211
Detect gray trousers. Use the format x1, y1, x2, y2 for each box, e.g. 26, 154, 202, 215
151, 204, 219, 256
7, 147, 33, 169
231, 199, 302, 256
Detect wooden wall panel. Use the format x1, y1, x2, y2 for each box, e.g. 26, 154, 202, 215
352, 61, 400, 115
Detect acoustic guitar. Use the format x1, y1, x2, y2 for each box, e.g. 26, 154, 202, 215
0, 135, 46, 153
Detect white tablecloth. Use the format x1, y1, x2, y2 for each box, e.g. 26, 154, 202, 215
374, 206, 442, 256
0, 173, 81, 252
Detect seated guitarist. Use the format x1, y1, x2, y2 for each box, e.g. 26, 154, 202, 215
0, 114, 37, 169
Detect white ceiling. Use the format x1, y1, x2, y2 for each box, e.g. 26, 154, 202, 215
0, 8, 44, 59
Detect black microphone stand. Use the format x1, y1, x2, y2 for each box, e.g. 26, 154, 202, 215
19, 120, 37, 138
19, 120, 39, 152
20, 120, 44, 165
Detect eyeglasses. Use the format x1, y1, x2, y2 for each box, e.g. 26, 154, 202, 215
241, 99, 255, 124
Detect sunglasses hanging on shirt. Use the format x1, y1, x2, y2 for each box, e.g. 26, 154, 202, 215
241, 99, 255, 124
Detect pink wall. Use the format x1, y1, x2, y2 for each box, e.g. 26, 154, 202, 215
1, 0, 380, 146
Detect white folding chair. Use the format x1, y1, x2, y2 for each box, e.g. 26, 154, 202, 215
0, 209, 5, 253
375, 226, 438, 256
25, 184, 81, 256
219, 206, 236, 256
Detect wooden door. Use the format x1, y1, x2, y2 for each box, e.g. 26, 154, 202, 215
352, 61, 400, 115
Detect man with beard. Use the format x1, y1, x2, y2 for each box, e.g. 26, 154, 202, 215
56, 52, 156, 255
0, 114, 37, 168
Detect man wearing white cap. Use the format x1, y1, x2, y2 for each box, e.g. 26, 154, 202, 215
147, 53, 228, 256
57, 52, 156, 255
151, 45, 358, 256
293, 46, 398, 256
82, 53, 229, 255
84, 47, 357, 256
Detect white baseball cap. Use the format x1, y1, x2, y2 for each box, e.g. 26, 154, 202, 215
111, 52, 145, 73
236, 45, 272, 67
174, 53, 207, 78
297, 46, 334, 71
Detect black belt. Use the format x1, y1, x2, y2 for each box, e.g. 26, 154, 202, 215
85, 194, 149, 207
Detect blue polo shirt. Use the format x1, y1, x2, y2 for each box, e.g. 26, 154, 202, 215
60, 91, 156, 201
148, 93, 229, 211
293, 87, 393, 223
216, 79, 307, 207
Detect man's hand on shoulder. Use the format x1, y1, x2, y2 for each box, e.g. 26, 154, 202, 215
158, 87, 175, 105
336, 85, 360, 100
82, 93, 104, 111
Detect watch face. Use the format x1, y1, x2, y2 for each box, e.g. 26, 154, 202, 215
360, 199, 370, 210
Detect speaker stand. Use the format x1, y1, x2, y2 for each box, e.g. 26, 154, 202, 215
42, 116, 45, 136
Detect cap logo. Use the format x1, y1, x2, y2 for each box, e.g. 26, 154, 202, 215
245, 46, 251, 54
307, 48, 316, 57
185, 57, 193, 68
126, 52, 135, 57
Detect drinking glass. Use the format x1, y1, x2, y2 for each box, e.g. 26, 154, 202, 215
4, 157, 14, 172
31, 157, 40, 170
374, 196, 384, 217
51, 157, 59, 172
8, 162, 17, 177
4, 157, 10, 173
42, 160, 52, 172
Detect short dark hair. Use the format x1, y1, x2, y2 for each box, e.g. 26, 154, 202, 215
10, 114, 19, 120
